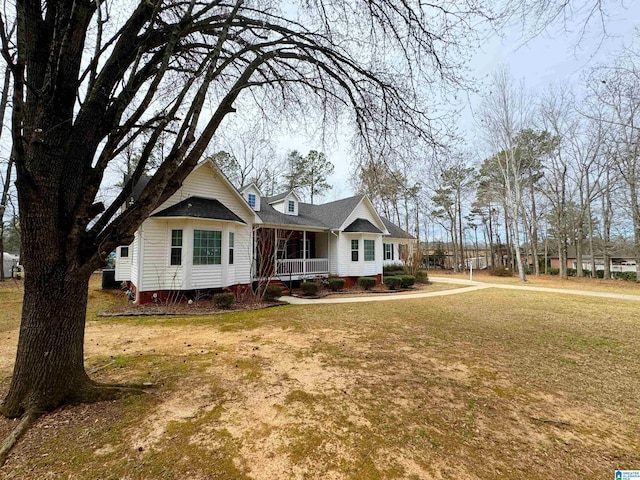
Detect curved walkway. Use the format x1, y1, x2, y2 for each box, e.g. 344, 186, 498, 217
281, 276, 640, 305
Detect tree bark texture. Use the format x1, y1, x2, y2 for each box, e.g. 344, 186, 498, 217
2, 269, 91, 417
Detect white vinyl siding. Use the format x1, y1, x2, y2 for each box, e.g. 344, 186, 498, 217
243, 185, 261, 211
341, 198, 385, 233
137, 218, 252, 292
271, 193, 300, 215
328, 232, 338, 275
337, 233, 382, 277
115, 244, 132, 282
130, 232, 140, 288
383, 238, 415, 267
140, 219, 184, 291
133, 162, 255, 295
153, 163, 255, 226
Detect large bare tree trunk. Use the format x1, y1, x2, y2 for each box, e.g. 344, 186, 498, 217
2, 270, 92, 416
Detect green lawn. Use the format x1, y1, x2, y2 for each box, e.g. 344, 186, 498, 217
0, 279, 638, 479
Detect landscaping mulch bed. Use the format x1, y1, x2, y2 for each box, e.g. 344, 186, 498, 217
97, 299, 286, 317
289, 281, 434, 299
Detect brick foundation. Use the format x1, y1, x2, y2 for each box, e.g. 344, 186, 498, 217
135, 283, 252, 304
341, 274, 382, 288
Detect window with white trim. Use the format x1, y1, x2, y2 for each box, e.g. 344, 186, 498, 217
229, 232, 235, 265
277, 238, 287, 259
193, 230, 222, 265
248, 193, 256, 208
351, 239, 359, 262
288, 200, 295, 213
364, 239, 375, 261
384, 243, 394, 260
120, 246, 129, 258
170, 230, 182, 266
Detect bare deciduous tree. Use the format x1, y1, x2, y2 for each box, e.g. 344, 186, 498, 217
0, 0, 501, 460
479, 67, 530, 282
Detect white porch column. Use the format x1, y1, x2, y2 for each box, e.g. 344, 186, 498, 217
303, 230, 307, 276
273, 228, 277, 276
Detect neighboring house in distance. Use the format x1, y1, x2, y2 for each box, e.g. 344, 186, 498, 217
548, 245, 637, 273
115, 160, 416, 303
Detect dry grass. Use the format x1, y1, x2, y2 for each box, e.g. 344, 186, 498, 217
0, 276, 638, 478
437, 269, 640, 293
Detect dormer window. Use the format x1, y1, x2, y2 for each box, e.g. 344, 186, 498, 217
288, 200, 295, 213
248, 193, 256, 208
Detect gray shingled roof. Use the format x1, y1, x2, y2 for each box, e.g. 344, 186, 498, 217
304, 195, 365, 229
381, 217, 415, 239
343, 218, 383, 233
266, 191, 297, 203
255, 201, 330, 228
151, 196, 246, 224
256, 194, 367, 230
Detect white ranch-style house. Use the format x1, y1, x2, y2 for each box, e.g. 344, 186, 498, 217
115, 160, 415, 303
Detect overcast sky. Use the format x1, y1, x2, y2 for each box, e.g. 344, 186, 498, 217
283, 2, 640, 203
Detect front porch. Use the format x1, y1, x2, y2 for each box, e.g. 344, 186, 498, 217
255, 227, 330, 281
276, 258, 329, 277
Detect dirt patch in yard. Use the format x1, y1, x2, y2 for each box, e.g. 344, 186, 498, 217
0, 285, 638, 478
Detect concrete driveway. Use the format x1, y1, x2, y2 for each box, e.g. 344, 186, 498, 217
281, 276, 640, 304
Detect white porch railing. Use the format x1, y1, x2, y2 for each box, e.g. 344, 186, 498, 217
276, 258, 329, 277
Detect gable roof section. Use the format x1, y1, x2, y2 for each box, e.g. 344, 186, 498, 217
309, 195, 364, 229
256, 201, 328, 228
239, 183, 263, 196
267, 190, 301, 204
381, 217, 415, 239
151, 196, 246, 224
255, 194, 392, 232
343, 218, 383, 234
256, 194, 363, 229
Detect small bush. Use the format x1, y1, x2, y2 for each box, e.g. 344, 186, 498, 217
213, 292, 235, 309
614, 271, 637, 282
358, 277, 376, 290
596, 270, 604, 278
415, 270, 429, 284
567, 268, 577, 277
385, 276, 402, 290
263, 285, 282, 301
300, 281, 319, 296
327, 277, 345, 291
547, 268, 560, 276
383, 265, 404, 276
399, 275, 415, 288
491, 266, 513, 277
